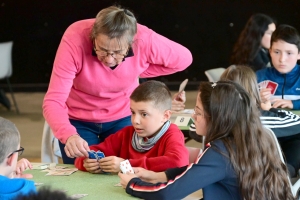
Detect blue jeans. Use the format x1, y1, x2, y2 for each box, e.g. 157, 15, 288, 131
59, 116, 131, 164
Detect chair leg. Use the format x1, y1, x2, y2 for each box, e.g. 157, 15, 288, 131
6, 78, 20, 114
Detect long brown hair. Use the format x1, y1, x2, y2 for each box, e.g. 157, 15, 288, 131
199, 81, 294, 200
231, 14, 275, 66
220, 65, 261, 108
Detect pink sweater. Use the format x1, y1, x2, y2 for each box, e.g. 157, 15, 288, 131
43, 19, 192, 143
74, 124, 189, 172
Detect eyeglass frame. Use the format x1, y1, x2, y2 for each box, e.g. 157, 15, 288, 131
93, 40, 129, 60
192, 106, 208, 120
7, 147, 24, 158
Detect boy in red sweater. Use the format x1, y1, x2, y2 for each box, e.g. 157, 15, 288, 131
75, 80, 189, 173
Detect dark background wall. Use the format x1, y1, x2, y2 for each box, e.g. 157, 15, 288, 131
1, 0, 299, 91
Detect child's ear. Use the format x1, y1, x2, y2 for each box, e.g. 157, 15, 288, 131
162, 110, 172, 122
297, 51, 300, 59
6, 154, 16, 166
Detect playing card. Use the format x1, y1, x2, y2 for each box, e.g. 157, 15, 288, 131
266, 80, 278, 95
120, 160, 134, 174
178, 79, 188, 93
88, 150, 105, 160
114, 182, 122, 187
70, 194, 88, 199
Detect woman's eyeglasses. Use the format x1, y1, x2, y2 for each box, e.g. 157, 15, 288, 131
7, 147, 24, 158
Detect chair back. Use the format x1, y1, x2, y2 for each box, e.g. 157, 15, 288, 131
186, 146, 202, 164
265, 127, 300, 198
204, 67, 226, 82
0, 41, 13, 79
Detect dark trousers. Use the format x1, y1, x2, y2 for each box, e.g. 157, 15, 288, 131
59, 116, 132, 164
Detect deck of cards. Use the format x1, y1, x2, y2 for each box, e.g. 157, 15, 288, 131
258, 80, 278, 95
88, 150, 105, 160
120, 160, 134, 174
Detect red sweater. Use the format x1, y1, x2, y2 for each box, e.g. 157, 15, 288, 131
75, 124, 189, 172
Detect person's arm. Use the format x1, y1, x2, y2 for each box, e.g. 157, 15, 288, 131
124, 145, 227, 200
128, 126, 189, 172
260, 108, 300, 137
43, 35, 79, 144
138, 25, 192, 78
74, 128, 127, 171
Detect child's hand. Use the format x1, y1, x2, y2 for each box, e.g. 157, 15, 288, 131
16, 158, 32, 174
99, 156, 125, 173
83, 158, 102, 174
118, 171, 138, 189
272, 99, 293, 109
172, 91, 186, 112
260, 100, 272, 111
259, 88, 272, 103
14, 158, 33, 179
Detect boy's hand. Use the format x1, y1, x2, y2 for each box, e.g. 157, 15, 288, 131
83, 158, 102, 174
118, 171, 138, 189
260, 100, 272, 111
14, 158, 33, 179
272, 99, 293, 109
259, 88, 272, 103
172, 91, 186, 112
99, 156, 125, 173
65, 135, 90, 158
16, 158, 32, 174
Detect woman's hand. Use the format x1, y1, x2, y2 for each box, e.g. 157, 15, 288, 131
64, 135, 90, 158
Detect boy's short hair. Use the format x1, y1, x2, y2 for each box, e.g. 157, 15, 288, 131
130, 80, 172, 111
271, 24, 300, 50
0, 117, 20, 163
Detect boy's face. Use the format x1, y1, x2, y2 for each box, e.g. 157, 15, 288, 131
130, 100, 170, 138
270, 40, 300, 74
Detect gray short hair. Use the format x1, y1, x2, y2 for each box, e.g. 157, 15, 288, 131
90, 6, 137, 46
0, 117, 20, 163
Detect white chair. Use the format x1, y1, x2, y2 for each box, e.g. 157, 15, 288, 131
0, 41, 19, 113
204, 68, 226, 82
186, 146, 202, 164
265, 127, 300, 198
41, 121, 62, 163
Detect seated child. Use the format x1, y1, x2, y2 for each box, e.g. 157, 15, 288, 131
75, 80, 189, 173
256, 24, 300, 109
221, 64, 300, 177
0, 117, 36, 200
119, 81, 294, 200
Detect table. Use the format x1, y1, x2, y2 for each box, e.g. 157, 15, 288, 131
171, 109, 194, 142
28, 164, 202, 200
29, 165, 136, 200
291, 110, 300, 116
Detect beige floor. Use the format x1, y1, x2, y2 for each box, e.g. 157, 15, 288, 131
0, 91, 200, 161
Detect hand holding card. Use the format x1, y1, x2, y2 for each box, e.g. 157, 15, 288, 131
120, 160, 134, 174
178, 79, 188, 93
88, 150, 105, 160
266, 80, 278, 95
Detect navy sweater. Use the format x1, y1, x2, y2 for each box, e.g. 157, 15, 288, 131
125, 140, 241, 200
